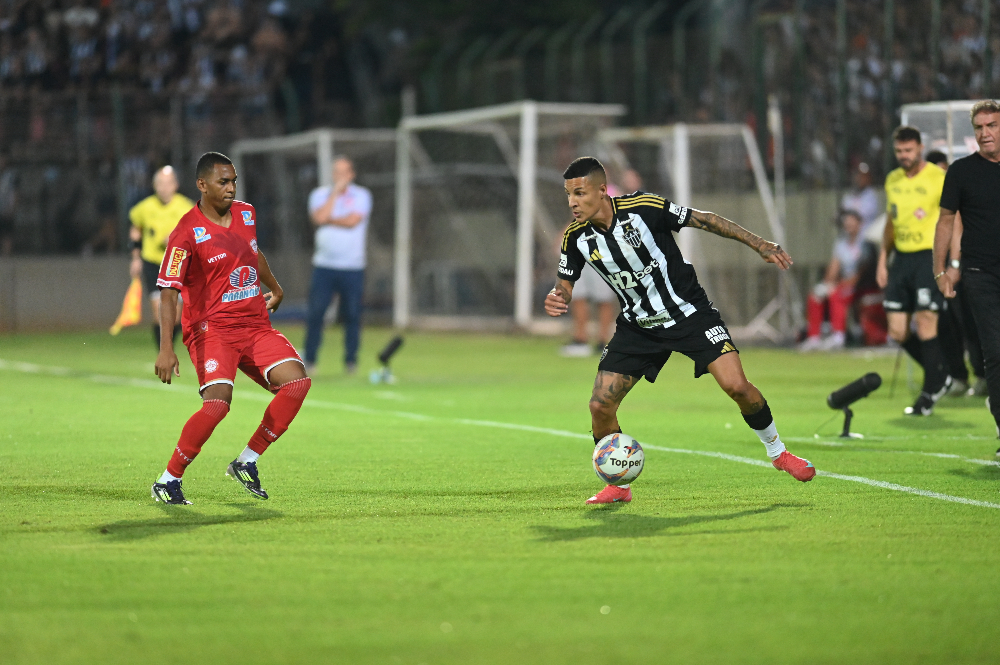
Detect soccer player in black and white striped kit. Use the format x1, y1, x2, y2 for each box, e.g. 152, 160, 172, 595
545, 157, 815, 504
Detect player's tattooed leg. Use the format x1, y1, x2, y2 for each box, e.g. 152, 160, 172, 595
707, 352, 765, 414
589, 370, 639, 439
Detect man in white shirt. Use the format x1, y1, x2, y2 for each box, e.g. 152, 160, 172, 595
303, 156, 372, 374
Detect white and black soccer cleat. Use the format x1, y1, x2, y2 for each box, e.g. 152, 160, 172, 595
151, 479, 192, 505
226, 460, 268, 500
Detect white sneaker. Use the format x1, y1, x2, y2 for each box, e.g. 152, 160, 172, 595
560, 342, 593, 358
821, 332, 846, 350
798, 336, 824, 352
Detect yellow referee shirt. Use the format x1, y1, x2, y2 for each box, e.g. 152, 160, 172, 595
129, 193, 194, 264
884, 162, 945, 253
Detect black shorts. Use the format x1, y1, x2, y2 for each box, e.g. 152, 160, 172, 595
598, 310, 739, 382
142, 259, 161, 297
883, 249, 945, 313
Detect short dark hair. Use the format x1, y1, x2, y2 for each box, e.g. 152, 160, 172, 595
563, 157, 606, 181
196, 151, 234, 179
892, 126, 922, 145
925, 150, 948, 166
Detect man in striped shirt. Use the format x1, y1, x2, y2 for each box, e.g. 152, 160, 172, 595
545, 157, 815, 504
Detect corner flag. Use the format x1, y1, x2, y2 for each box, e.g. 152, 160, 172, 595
110, 277, 143, 335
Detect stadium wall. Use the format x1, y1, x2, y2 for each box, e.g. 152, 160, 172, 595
0, 251, 318, 334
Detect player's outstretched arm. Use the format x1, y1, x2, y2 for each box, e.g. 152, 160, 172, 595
544, 279, 574, 317
256, 249, 284, 313
686, 209, 793, 269
154, 288, 181, 383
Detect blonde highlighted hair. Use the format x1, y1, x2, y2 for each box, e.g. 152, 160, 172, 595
970, 99, 1000, 123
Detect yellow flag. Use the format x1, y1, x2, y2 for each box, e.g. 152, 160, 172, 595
110, 277, 144, 335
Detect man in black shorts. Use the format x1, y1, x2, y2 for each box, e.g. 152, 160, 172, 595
934, 100, 1000, 445
128, 166, 195, 347
545, 157, 815, 504
877, 127, 951, 416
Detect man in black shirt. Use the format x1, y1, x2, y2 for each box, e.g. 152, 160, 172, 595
934, 100, 1000, 444
545, 157, 816, 504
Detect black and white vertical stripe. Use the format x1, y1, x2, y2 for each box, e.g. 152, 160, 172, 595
573, 212, 699, 329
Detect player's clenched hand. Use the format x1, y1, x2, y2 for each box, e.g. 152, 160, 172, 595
544, 289, 569, 317
759, 242, 793, 270
264, 289, 283, 313
155, 349, 180, 384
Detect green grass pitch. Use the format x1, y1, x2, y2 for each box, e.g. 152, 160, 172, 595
2, 325, 1000, 664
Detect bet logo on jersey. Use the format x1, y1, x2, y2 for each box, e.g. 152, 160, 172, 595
242, 210, 255, 225
193, 227, 212, 244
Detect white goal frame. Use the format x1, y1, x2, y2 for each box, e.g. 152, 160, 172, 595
393, 100, 626, 329
230, 128, 397, 249
597, 123, 802, 342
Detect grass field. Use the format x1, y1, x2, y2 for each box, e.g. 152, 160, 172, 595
3, 324, 1000, 664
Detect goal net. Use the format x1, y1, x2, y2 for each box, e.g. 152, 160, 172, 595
230, 129, 397, 316
900, 100, 979, 161
394, 101, 625, 330
597, 123, 802, 342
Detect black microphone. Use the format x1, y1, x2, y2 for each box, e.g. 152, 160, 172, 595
378, 336, 404, 366
827, 373, 882, 410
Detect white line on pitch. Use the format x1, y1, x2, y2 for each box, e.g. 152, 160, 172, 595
4, 357, 1000, 511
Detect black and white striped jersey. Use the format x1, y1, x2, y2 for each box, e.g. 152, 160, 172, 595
558, 191, 711, 331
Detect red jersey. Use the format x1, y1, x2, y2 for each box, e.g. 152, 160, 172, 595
156, 200, 270, 342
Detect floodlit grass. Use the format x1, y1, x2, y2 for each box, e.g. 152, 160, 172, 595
2, 325, 999, 664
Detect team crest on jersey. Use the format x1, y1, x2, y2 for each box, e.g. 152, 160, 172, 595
193, 227, 211, 244
250, 238, 258, 255
622, 222, 642, 248
242, 210, 254, 225
205, 358, 219, 373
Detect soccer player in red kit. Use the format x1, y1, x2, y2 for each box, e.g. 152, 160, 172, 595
151, 152, 311, 504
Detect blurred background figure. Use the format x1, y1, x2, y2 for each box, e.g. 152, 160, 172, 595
559, 169, 642, 357
840, 163, 881, 236
128, 165, 194, 348
925, 150, 987, 397
303, 156, 372, 375
800, 210, 879, 350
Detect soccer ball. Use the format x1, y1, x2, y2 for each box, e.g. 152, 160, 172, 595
592, 433, 644, 485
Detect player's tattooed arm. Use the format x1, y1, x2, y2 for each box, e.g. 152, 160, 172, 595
590, 371, 639, 408
544, 279, 574, 316
687, 209, 793, 269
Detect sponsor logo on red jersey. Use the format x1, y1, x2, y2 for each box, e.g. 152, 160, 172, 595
193, 226, 212, 244
222, 266, 260, 303
165, 247, 186, 277
242, 210, 254, 225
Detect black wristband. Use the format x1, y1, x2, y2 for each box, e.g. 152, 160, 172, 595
129, 239, 141, 251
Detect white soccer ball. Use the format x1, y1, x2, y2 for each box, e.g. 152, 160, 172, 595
592, 432, 645, 485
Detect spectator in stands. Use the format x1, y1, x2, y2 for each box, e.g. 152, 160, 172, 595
303, 156, 372, 375
800, 210, 874, 350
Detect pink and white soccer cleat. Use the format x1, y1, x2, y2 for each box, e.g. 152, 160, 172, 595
586, 485, 633, 504
772, 451, 816, 482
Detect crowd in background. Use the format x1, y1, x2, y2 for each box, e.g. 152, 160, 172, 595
0, 0, 996, 256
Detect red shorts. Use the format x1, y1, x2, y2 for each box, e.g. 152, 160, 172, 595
186, 324, 302, 393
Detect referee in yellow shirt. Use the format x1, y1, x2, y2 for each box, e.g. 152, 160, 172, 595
877, 126, 952, 416
128, 165, 194, 347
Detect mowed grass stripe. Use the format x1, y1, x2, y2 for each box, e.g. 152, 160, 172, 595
4, 356, 999, 511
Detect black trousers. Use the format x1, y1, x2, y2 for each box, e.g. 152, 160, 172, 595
961, 269, 1000, 428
